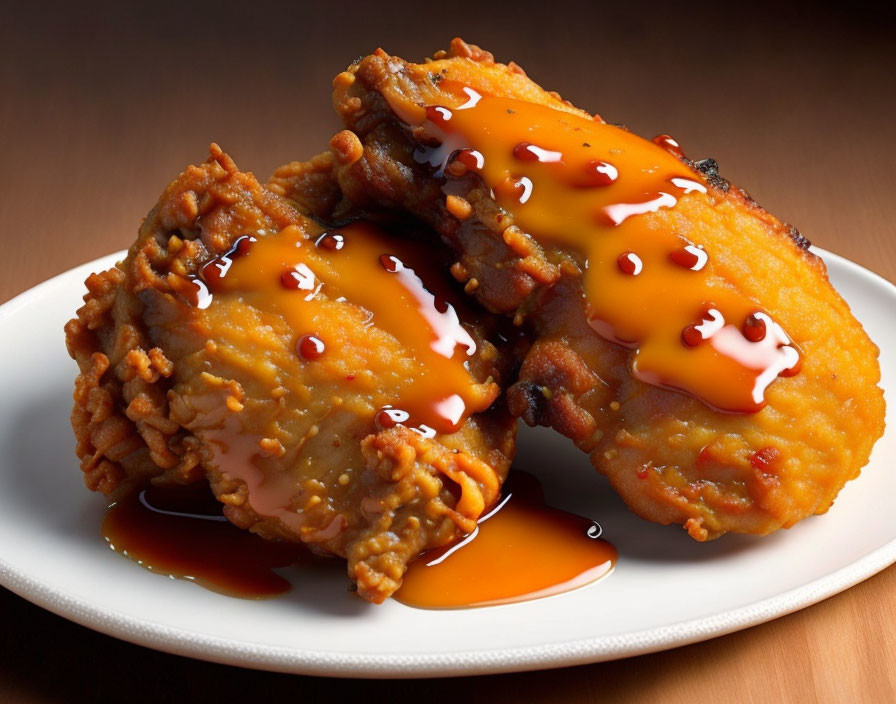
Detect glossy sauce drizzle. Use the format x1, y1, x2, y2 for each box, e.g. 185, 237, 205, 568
188, 221, 488, 435
414, 89, 800, 412
395, 472, 616, 609
103, 475, 614, 608
102, 484, 307, 598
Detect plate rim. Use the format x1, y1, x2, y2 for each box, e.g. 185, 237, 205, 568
0, 247, 893, 678
2, 528, 895, 678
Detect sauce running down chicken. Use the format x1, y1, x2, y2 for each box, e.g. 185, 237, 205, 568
414, 89, 800, 413
396, 472, 616, 609
190, 221, 485, 434
66, 37, 886, 609
103, 472, 616, 607
323, 38, 884, 541
65, 145, 515, 603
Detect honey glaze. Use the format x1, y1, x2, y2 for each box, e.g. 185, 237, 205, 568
102, 483, 307, 598
414, 89, 801, 412
190, 221, 489, 435
395, 473, 616, 609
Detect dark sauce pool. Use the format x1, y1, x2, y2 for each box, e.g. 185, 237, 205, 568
102, 473, 615, 607
102, 484, 308, 599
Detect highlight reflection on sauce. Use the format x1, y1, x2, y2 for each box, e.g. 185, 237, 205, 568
102, 484, 307, 598
184, 221, 488, 435
413, 88, 801, 413
103, 474, 615, 607
395, 473, 616, 609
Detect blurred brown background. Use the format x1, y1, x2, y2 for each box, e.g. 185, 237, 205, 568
1, 1, 894, 701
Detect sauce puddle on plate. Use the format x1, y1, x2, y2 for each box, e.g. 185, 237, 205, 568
102, 484, 308, 598
395, 472, 617, 608
103, 473, 616, 606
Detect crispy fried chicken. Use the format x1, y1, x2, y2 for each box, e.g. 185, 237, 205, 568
319, 38, 885, 540
65, 144, 515, 602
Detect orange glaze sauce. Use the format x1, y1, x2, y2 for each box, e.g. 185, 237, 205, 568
102, 484, 308, 598
193, 221, 488, 435
415, 89, 800, 413
395, 472, 616, 609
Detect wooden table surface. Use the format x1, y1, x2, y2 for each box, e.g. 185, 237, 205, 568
1, 2, 894, 701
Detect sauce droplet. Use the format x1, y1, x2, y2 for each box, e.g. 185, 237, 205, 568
414, 89, 800, 413
297, 334, 325, 360
669, 244, 708, 271
200, 235, 256, 287
584, 159, 619, 186
316, 231, 345, 251
617, 251, 643, 276
425, 105, 453, 128
395, 472, 616, 609
374, 406, 410, 430
652, 134, 686, 159
681, 324, 703, 347
178, 234, 259, 307
743, 313, 767, 342
513, 142, 539, 161
280, 264, 317, 291
513, 142, 563, 163
379, 253, 400, 273
197, 222, 488, 434
445, 148, 485, 177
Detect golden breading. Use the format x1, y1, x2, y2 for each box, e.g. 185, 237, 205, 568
66, 144, 515, 602
321, 38, 885, 540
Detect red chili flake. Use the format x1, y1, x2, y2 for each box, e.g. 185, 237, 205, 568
696, 444, 714, 469
297, 334, 325, 360
636, 466, 650, 480
749, 447, 780, 472
617, 251, 642, 276
681, 324, 703, 347
652, 134, 685, 159
743, 313, 767, 342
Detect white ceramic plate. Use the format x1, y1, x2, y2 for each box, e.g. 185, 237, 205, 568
0, 249, 893, 678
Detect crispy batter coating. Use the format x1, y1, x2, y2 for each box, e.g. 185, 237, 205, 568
322, 38, 886, 540
66, 144, 515, 601
268, 151, 347, 221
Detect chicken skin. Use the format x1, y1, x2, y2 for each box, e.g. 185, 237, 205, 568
65, 144, 515, 602
320, 38, 885, 540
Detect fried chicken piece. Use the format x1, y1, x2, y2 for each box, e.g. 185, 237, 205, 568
318, 38, 885, 540
65, 144, 515, 602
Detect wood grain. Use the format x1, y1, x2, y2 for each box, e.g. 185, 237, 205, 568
1, 2, 894, 701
